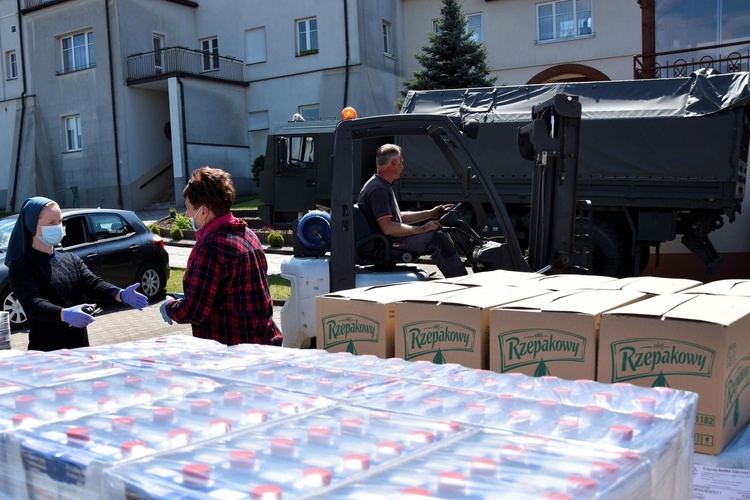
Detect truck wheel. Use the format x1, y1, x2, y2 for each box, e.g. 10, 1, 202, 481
592, 221, 624, 277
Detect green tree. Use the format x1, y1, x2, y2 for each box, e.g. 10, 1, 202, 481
251, 155, 265, 188
401, 0, 496, 107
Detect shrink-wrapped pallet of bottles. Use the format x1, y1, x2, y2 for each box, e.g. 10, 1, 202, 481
0, 337, 696, 499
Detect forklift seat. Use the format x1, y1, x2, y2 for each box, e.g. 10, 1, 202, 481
353, 204, 415, 267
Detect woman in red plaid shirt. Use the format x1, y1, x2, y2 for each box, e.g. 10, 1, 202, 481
159, 167, 282, 346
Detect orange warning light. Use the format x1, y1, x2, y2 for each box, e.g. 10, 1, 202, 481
341, 107, 358, 120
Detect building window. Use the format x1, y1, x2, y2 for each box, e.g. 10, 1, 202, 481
538, 0, 593, 42
382, 21, 393, 56
6, 51, 17, 80
466, 13, 483, 43
297, 17, 318, 55
299, 105, 319, 121
64, 115, 82, 152
433, 14, 484, 43
248, 110, 269, 131
153, 34, 165, 73
201, 37, 219, 71
245, 27, 267, 64
61, 31, 95, 73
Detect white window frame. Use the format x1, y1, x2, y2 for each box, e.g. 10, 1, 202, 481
64, 115, 82, 152
382, 20, 393, 56
299, 104, 320, 121
201, 37, 219, 72
466, 13, 483, 43
248, 110, 269, 132
61, 31, 95, 73
537, 0, 593, 42
153, 33, 165, 73
245, 27, 267, 65
296, 17, 318, 55
432, 14, 484, 43
6, 51, 17, 80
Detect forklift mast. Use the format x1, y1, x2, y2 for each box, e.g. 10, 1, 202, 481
518, 94, 588, 274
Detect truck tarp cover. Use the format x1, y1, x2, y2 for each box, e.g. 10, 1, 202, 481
400, 71, 750, 182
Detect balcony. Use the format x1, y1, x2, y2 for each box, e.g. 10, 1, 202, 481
634, 39, 750, 79
23, 0, 197, 11
126, 46, 247, 87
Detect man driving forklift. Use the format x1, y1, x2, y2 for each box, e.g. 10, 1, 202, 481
357, 143, 468, 278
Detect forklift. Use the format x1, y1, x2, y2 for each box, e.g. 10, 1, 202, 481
280, 94, 588, 348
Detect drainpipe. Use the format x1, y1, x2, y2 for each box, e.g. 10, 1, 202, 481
178, 77, 188, 180
10, 0, 28, 212
342, 0, 350, 108
105, 0, 124, 208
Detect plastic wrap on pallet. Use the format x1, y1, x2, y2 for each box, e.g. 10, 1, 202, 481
0, 341, 698, 499
177, 358, 407, 403
5, 383, 335, 500
0, 350, 122, 388
315, 353, 476, 382
325, 429, 657, 499
55, 337, 231, 371
0, 372, 217, 499
103, 404, 469, 499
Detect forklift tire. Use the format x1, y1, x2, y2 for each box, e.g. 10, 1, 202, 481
592, 220, 625, 277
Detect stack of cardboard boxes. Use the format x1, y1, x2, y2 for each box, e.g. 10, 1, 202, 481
316, 272, 750, 456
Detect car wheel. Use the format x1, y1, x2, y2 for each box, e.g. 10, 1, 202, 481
1, 287, 28, 330
136, 263, 166, 301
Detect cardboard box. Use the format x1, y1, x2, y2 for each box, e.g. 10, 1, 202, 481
393, 285, 548, 369
678, 279, 750, 297
598, 293, 750, 455
438, 269, 544, 287
489, 289, 646, 380
316, 281, 467, 358
528, 274, 620, 291
593, 276, 703, 294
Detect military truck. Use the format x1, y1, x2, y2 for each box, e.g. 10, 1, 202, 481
260, 71, 750, 277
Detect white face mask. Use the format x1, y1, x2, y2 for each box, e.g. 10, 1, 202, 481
39, 224, 64, 247
189, 206, 204, 231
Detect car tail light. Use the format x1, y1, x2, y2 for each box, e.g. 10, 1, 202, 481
152, 234, 165, 249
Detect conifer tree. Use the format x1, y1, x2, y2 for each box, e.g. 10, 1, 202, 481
402, 0, 496, 103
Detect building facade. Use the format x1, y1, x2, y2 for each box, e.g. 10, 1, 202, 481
0, 0, 747, 212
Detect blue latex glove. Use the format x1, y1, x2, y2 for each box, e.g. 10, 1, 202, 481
121, 283, 148, 311
62, 304, 96, 328
159, 300, 173, 325
169, 292, 185, 300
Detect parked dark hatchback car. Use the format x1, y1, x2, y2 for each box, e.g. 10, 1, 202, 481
0, 208, 170, 330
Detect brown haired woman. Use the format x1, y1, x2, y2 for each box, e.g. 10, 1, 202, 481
159, 167, 282, 346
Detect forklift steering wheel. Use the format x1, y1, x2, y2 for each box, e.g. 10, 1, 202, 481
438, 202, 462, 225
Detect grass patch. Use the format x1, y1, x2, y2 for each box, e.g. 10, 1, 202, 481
166, 268, 290, 301
232, 196, 261, 210
268, 275, 291, 301
166, 268, 185, 294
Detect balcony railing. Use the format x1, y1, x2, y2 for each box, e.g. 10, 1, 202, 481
126, 46, 246, 85
22, 0, 67, 9
634, 39, 750, 79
